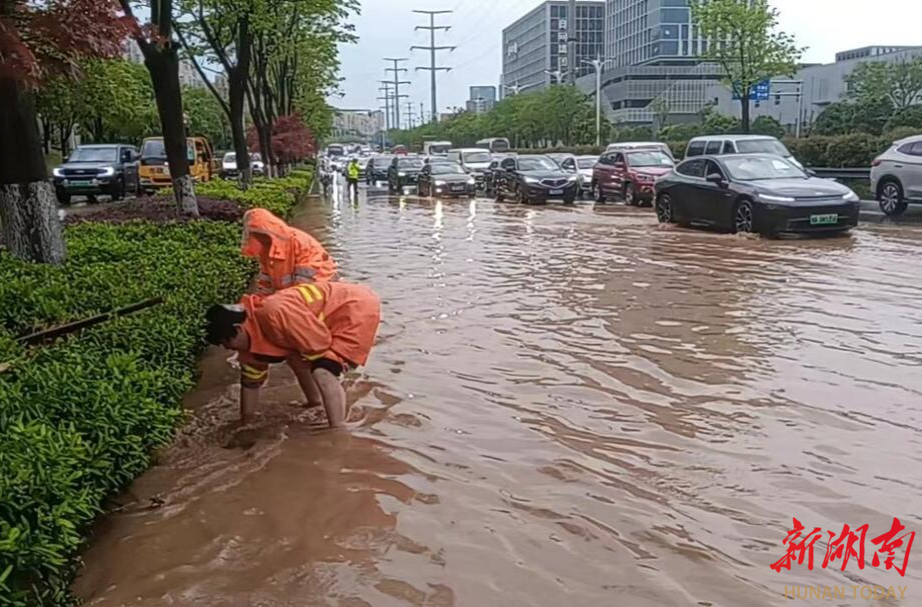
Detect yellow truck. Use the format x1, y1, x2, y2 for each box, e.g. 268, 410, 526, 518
139, 136, 216, 193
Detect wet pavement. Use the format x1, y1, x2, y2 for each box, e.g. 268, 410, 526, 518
74, 181, 922, 606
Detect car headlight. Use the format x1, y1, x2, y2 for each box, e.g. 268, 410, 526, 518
523, 176, 540, 184
99, 167, 116, 177
759, 193, 795, 203
467, 177, 476, 185
843, 191, 859, 202
635, 174, 654, 182
398, 171, 406, 177
435, 180, 446, 186
53, 168, 65, 178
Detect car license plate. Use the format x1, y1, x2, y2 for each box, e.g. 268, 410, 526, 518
549, 189, 564, 195
451, 185, 464, 191
810, 214, 838, 225
68, 179, 95, 186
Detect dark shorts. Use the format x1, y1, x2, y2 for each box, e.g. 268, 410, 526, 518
312, 358, 356, 377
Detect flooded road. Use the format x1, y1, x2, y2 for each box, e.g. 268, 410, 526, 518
75, 184, 922, 606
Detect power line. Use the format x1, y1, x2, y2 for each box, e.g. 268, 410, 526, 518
405, 101, 417, 129
411, 10, 454, 124
384, 58, 410, 129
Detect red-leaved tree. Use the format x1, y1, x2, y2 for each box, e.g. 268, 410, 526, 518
246, 113, 315, 172
0, 0, 132, 263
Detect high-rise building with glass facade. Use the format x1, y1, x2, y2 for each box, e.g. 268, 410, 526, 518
502, 1, 605, 94
607, 0, 705, 67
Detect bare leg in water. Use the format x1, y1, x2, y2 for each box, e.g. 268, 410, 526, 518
313, 367, 346, 428
289, 356, 324, 408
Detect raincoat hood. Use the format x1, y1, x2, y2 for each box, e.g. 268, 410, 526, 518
241, 209, 292, 260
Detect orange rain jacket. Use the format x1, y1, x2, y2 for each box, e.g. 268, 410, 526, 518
241, 208, 337, 296
238, 282, 381, 387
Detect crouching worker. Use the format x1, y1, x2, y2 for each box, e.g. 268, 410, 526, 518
241, 208, 337, 297
205, 282, 381, 429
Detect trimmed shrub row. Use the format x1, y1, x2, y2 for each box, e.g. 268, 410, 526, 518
0, 170, 311, 606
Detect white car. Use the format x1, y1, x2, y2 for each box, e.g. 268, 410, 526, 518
685, 135, 803, 169
222, 152, 265, 178
871, 134, 922, 216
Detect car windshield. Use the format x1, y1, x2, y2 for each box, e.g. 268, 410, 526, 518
224, 153, 236, 162
518, 157, 558, 171
577, 157, 597, 169
328, 146, 345, 157
250, 153, 261, 161
141, 140, 167, 158
432, 164, 465, 175
69, 147, 118, 162
463, 152, 492, 164
735, 139, 790, 155
724, 156, 806, 180
627, 151, 674, 167
398, 159, 423, 169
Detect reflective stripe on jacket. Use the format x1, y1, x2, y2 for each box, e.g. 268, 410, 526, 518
237, 282, 381, 384
241, 208, 337, 296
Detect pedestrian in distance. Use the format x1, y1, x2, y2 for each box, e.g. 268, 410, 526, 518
346, 158, 361, 200
241, 208, 337, 299
205, 282, 381, 428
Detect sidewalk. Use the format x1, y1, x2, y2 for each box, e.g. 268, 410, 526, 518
859, 200, 922, 225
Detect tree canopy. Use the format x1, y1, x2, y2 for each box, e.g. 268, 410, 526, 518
690, 0, 803, 132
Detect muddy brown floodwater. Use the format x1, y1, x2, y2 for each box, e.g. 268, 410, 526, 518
75, 184, 922, 607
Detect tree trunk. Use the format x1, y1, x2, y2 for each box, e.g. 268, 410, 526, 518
144, 47, 199, 216
0, 76, 67, 264
741, 95, 752, 134
228, 69, 252, 188
41, 117, 51, 155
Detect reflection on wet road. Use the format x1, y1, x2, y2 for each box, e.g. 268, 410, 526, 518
75, 183, 922, 606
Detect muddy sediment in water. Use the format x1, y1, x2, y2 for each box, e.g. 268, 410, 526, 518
74, 187, 922, 606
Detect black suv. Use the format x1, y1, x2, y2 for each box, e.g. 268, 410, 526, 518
52, 144, 140, 204
387, 157, 424, 194
366, 155, 394, 185
494, 155, 579, 204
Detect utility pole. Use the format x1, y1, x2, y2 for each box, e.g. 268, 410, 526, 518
411, 10, 454, 124
567, 0, 576, 84
377, 81, 394, 130
384, 58, 410, 129
377, 82, 393, 149
405, 101, 417, 129
420, 102, 425, 125
581, 56, 609, 147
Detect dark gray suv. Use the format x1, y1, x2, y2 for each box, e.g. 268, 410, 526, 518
52, 144, 140, 204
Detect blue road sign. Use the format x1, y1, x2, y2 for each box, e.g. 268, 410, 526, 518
732, 79, 771, 101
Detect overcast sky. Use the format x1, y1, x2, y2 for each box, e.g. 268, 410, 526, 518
334, 0, 922, 119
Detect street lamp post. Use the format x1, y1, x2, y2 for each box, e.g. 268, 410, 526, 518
503, 81, 537, 96
581, 56, 608, 147
544, 69, 568, 85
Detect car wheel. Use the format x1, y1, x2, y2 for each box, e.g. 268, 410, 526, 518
593, 182, 606, 203
517, 185, 528, 204
655, 194, 674, 224
55, 189, 71, 205
734, 200, 756, 233
878, 180, 908, 216
624, 182, 637, 206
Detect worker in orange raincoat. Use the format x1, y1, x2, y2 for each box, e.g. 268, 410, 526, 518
205, 281, 381, 428
241, 208, 337, 297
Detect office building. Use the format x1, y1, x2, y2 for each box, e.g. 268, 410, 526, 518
709, 46, 922, 134
585, 0, 760, 125
467, 86, 497, 113
332, 109, 380, 140
502, 1, 605, 94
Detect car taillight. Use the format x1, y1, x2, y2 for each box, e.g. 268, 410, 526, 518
871, 158, 882, 167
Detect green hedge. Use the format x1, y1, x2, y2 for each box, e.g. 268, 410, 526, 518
511, 134, 907, 168
0, 172, 310, 606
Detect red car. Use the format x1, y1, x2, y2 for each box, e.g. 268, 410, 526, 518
592, 148, 675, 206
